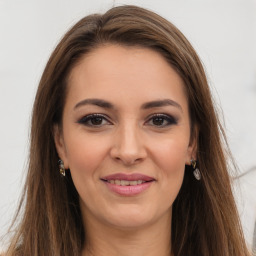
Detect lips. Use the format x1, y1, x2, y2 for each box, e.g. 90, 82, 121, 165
101, 173, 155, 196
101, 173, 155, 182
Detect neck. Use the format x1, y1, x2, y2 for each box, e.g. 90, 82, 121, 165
81, 211, 172, 256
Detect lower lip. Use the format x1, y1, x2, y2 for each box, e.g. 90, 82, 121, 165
103, 181, 154, 196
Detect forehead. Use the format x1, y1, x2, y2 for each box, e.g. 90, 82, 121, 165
66, 44, 188, 110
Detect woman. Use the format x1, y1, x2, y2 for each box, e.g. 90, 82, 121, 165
4, 5, 250, 256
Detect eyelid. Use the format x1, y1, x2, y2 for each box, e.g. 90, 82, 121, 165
145, 113, 178, 126
77, 113, 112, 126
77, 113, 177, 127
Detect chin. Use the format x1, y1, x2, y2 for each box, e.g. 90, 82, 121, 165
103, 205, 164, 230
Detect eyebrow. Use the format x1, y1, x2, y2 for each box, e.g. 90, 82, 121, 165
74, 98, 114, 110
74, 98, 182, 111
141, 99, 183, 111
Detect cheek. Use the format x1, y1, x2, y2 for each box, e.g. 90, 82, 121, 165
149, 136, 188, 197
151, 136, 189, 173
145, 136, 188, 215
64, 132, 108, 176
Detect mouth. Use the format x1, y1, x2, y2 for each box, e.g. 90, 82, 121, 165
103, 179, 147, 186
101, 173, 155, 184
101, 173, 155, 196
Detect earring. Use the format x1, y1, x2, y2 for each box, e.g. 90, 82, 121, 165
58, 159, 65, 176
191, 159, 201, 180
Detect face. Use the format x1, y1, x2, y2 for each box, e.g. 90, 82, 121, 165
55, 44, 196, 230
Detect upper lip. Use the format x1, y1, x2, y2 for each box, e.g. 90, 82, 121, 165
101, 173, 155, 182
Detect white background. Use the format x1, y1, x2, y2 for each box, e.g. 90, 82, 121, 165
0, 0, 256, 252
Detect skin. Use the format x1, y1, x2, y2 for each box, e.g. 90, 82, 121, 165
54, 44, 197, 256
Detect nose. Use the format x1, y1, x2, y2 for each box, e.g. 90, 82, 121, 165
110, 123, 147, 166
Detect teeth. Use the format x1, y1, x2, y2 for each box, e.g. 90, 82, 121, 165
108, 180, 145, 186
115, 180, 121, 185
120, 180, 130, 186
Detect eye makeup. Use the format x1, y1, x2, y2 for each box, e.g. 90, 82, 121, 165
77, 113, 112, 127
145, 113, 178, 128
77, 112, 178, 129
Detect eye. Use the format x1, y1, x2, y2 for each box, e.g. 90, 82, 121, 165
146, 114, 178, 127
77, 114, 111, 127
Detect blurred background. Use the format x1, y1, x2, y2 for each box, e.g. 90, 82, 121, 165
0, 0, 255, 253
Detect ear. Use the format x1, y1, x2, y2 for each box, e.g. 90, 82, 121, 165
185, 125, 198, 165
53, 124, 69, 169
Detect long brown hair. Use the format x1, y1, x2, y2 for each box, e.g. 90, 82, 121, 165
4, 5, 250, 256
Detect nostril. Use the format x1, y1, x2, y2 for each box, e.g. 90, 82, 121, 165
110, 140, 147, 165
113, 155, 143, 166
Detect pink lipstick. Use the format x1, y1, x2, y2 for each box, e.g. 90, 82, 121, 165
101, 173, 155, 196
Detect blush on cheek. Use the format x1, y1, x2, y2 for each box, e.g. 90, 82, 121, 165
154, 142, 187, 170
69, 151, 97, 175
66, 136, 109, 177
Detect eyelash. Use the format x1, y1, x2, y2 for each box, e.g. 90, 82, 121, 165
146, 113, 178, 127
77, 114, 111, 127
77, 113, 178, 128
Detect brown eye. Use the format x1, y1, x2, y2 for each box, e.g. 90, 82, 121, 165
78, 114, 111, 127
90, 116, 104, 125
152, 117, 165, 126
146, 114, 178, 127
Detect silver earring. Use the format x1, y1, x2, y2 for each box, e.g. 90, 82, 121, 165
191, 159, 201, 180
58, 159, 65, 176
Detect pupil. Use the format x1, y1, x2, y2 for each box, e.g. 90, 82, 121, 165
153, 117, 164, 126
91, 117, 102, 125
